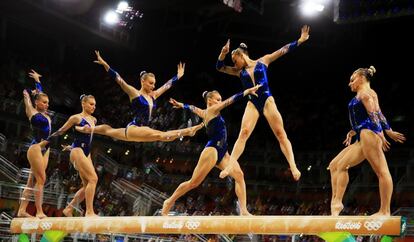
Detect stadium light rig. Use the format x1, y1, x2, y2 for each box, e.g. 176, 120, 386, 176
103, 1, 143, 29
104, 10, 119, 25
222, 0, 243, 12
334, 0, 414, 23
300, 0, 328, 17
221, 0, 265, 15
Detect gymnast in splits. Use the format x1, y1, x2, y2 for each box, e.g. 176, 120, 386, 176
216, 25, 310, 180
328, 66, 405, 216
77, 51, 203, 141
161, 84, 261, 216
18, 70, 50, 218
51, 95, 99, 217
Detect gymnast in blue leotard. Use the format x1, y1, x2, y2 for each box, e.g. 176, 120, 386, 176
71, 116, 94, 156
80, 51, 203, 142
328, 66, 405, 216
161, 84, 261, 216
205, 115, 228, 164
215, 25, 311, 181
30, 112, 51, 152
51, 94, 99, 217
18, 70, 50, 218
238, 60, 272, 113
348, 95, 383, 141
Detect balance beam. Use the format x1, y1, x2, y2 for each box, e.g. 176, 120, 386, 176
10, 216, 405, 236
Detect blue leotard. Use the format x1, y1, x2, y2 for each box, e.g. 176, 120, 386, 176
125, 95, 157, 138
348, 97, 382, 141
205, 116, 228, 164
72, 118, 94, 156
240, 61, 272, 113
128, 95, 156, 127
30, 113, 51, 153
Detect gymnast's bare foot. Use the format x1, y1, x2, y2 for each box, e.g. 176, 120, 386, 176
39, 140, 50, 149
240, 211, 253, 216
219, 166, 232, 179
183, 123, 204, 137
290, 166, 301, 181
331, 201, 344, 216
161, 199, 174, 216
85, 212, 99, 217
62, 207, 73, 217
75, 125, 91, 133
371, 211, 390, 216
76, 124, 110, 135
36, 212, 47, 219
17, 210, 33, 218
191, 123, 204, 136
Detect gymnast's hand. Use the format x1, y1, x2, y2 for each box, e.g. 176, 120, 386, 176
379, 132, 391, 152
23, 89, 30, 98
385, 129, 406, 144
28, 69, 42, 83
343, 130, 356, 146
298, 25, 310, 44
94, 50, 107, 66
169, 98, 184, 109
243, 84, 262, 97
221, 39, 230, 55
177, 62, 185, 79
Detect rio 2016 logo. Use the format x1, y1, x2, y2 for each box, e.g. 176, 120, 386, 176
335, 221, 362, 230
162, 220, 201, 230
21, 221, 53, 231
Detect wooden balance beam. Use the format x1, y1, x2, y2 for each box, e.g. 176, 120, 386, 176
10, 216, 405, 236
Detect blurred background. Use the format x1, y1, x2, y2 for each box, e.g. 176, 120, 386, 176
0, 0, 413, 241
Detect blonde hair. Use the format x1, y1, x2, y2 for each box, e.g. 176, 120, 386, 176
140, 71, 155, 81
80, 94, 95, 103
367, 66, 376, 77
231, 43, 249, 56
354, 65, 376, 82
202, 90, 219, 103
34, 92, 48, 101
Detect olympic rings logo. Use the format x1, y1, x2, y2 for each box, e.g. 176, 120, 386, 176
364, 220, 383, 231
185, 220, 200, 230
40, 222, 53, 230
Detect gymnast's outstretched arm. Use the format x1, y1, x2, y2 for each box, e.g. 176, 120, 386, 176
94, 50, 139, 100
261, 25, 310, 66
153, 62, 185, 99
